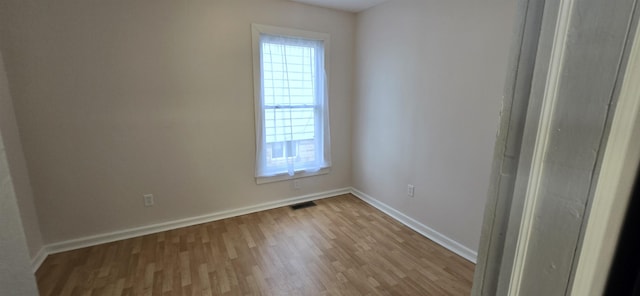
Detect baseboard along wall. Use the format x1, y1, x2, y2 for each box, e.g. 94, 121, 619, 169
31, 187, 477, 272
350, 188, 478, 263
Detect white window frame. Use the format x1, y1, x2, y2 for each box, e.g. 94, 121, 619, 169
251, 24, 331, 184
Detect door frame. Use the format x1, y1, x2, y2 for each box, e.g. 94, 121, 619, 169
473, 0, 640, 294
569, 12, 640, 296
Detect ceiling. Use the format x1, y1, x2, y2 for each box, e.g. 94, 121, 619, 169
290, 0, 387, 12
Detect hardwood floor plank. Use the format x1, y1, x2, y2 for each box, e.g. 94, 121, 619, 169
36, 194, 474, 295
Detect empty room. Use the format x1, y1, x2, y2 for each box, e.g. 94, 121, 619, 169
3, 0, 637, 295
0, 0, 523, 294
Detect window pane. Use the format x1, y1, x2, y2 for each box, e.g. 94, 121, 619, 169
296, 139, 315, 163
285, 141, 297, 158
262, 41, 316, 107
271, 142, 283, 158
266, 140, 314, 167
264, 108, 315, 143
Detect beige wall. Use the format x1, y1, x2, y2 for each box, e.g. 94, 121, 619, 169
0, 50, 40, 296
0, 0, 355, 244
0, 39, 43, 259
1, 0, 514, 259
353, 0, 516, 251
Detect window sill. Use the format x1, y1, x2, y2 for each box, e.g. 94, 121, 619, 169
256, 167, 330, 184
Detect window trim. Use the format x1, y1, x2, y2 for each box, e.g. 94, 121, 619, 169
251, 24, 331, 184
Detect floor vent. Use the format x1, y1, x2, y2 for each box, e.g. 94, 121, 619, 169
290, 201, 317, 210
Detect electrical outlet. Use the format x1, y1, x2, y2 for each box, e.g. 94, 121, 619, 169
293, 179, 302, 190
143, 194, 154, 207
407, 184, 415, 197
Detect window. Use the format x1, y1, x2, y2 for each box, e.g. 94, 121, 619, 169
252, 24, 331, 183
271, 141, 298, 159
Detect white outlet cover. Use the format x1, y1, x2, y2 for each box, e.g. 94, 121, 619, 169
144, 194, 154, 207
407, 185, 415, 197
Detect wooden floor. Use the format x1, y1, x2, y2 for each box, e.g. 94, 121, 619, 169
36, 194, 475, 295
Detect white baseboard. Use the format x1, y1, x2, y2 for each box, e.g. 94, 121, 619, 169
32, 186, 477, 273
350, 187, 478, 263
31, 247, 48, 273
35, 188, 350, 270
